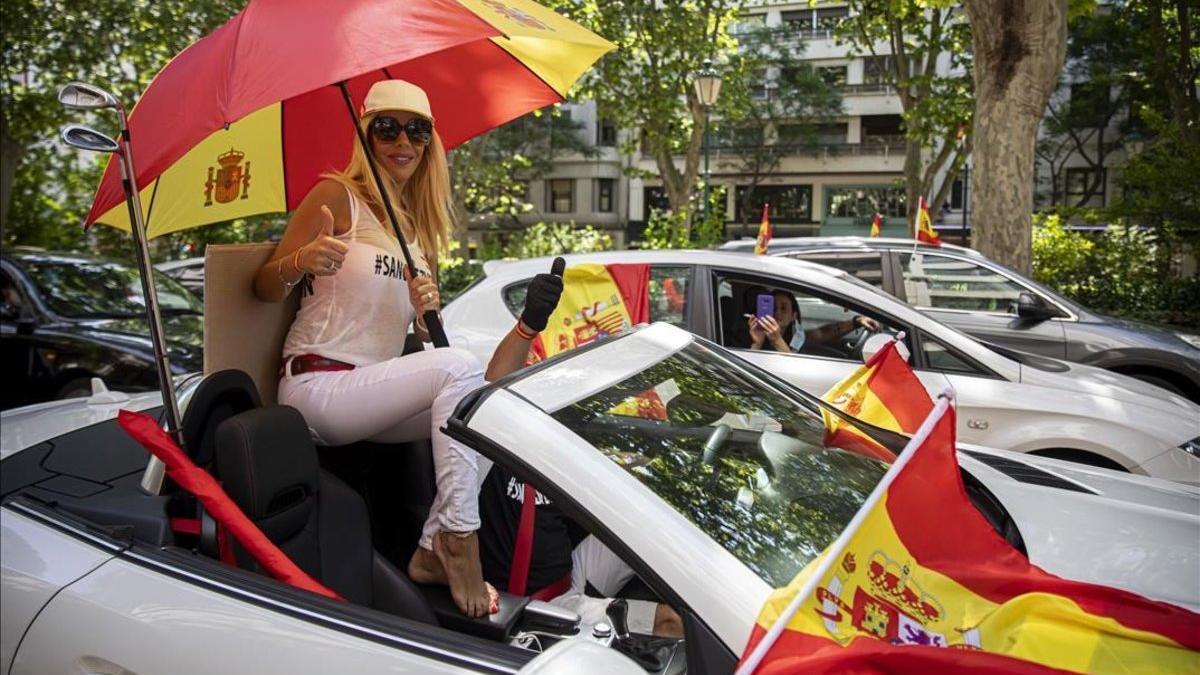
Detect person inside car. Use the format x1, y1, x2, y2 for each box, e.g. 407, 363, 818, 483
747, 288, 881, 354
479, 261, 685, 638
252, 80, 491, 617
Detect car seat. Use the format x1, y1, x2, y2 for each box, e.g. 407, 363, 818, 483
215, 405, 438, 625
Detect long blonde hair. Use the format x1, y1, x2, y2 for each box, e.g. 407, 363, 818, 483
325, 114, 454, 265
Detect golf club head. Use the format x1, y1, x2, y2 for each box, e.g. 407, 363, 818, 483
58, 82, 119, 111
60, 124, 120, 154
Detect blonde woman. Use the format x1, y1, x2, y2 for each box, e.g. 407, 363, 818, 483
253, 80, 493, 616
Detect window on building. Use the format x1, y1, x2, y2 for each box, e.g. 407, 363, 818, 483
815, 123, 847, 145
780, 7, 848, 34
816, 65, 848, 88
863, 56, 895, 86
597, 119, 617, 147
1069, 82, 1111, 127
815, 6, 849, 30
595, 178, 615, 213
1064, 167, 1105, 206
735, 185, 813, 223
749, 69, 768, 100
776, 123, 812, 147
730, 13, 766, 35
643, 186, 671, 221
547, 179, 574, 213
950, 178, 964, 210
826, 185, 906, 221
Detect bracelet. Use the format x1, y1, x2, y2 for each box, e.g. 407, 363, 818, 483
514, 321, 538, 340
278, 256, 299, 288
292, 248, 305, 277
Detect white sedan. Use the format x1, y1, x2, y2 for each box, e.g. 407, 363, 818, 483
3, 324, 1198, 673
443, 250, 1200, 484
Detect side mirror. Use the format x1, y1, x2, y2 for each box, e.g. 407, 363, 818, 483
861, 334, 910, 364
1015, 292, 1059, 321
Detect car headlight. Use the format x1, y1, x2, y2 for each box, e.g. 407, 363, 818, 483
1176, 332, 1200, 351
1181, 437, 1200, 458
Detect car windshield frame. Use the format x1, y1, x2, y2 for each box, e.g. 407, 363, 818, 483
492, 328, 900, 587
14, 257, 203, 319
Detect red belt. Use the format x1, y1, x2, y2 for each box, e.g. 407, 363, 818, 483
282, 354, 356, 377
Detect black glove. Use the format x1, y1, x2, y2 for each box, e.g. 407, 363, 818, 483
519, 257, 565, 332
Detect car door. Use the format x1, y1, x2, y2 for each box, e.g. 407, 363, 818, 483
892, 250, 1068, 358
3, 500, 534, 675
702, 267, 953, 402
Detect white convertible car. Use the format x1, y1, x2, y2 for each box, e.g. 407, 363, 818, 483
3, 324, 1198, 674
443, 251, 1200, 484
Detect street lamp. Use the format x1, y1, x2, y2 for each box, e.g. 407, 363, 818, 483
694, 59, 722, 227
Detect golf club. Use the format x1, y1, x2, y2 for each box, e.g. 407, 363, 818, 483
58, 82, 179, 495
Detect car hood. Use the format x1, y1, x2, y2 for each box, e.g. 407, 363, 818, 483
0, 388, 167, 460
68, 314, 204, 371
1086, 312, 1200, 352
961, 446, 1200, 610
1017, 355, 1200, 429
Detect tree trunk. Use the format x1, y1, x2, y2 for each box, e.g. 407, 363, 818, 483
903, 142, 922, 227
965, 0, 1067, 274
0, 108, 23, 233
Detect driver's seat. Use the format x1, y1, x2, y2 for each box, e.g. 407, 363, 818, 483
214, 405, 437, 625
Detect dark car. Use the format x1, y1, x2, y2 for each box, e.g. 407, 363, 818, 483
720, 236, 1200, 402
155, 256, 206, 299
0, 248, 203, 410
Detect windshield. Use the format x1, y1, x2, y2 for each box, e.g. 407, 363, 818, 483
20, 259, 202, 319
549, 340, 888, 586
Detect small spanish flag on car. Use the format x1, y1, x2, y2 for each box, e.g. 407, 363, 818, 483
820, 337, 929, 462
755, 204, 772, 255
915, 196, 941, 246
740, 396, 1200, 675
869, 212, 882, 238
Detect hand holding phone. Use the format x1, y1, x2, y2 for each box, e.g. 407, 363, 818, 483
756, 293, 775, 319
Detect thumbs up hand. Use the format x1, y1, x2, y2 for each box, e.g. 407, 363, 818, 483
298, 205, 350, 276
519, 256, 565, 333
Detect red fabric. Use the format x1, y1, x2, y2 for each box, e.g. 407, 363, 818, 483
531, 574, 572, 602
118, 409, 342, 600
605, 263, 651, 324
863, 341, 933, 433
85, 0, 567, 226
744, 624, 1070, 675
508, 483, 538, 596
169, 517, 201, 535
888, 408, 1200, 650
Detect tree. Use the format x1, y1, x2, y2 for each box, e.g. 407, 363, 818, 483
546, 0, 746, 240
965, 0, 1069, 274
837, 0, 974, 219
716, 25, 843, 236
1, 0, 245, 255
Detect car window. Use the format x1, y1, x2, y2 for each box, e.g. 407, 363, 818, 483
648, 266, 690, 327
502, 281, 528, 318
1, 269, 26, 318
714, 274, 904, 362
548, 339, 888, 586
786, 251, 885, 288
17, 259, 203, 318
919, 330, 988, 376
898, 252, 1025, 313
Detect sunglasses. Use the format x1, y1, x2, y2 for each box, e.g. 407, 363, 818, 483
370, 115, 434, 145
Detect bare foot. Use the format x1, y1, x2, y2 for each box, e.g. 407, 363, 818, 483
408, 546, 447, 585
434, 530, 490, 617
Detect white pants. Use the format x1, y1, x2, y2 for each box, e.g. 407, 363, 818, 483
279, 347, 486, 550
551, 536, 657, 635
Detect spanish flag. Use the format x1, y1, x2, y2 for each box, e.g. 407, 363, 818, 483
870, 212, 882, 238
915, 196, 941, 246
740, 397, 1200, 674
528, 263, 649, 363
755, 204, 772, 255
821, 338, 930, 462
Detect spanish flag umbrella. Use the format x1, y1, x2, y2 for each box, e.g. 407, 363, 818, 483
85, 0, 612, 240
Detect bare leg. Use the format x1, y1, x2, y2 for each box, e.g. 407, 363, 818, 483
435, 530, 490, 618
653, 603, 684, 638
408, 546, 447, 585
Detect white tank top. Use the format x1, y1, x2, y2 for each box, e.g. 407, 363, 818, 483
282, 184, 432, 366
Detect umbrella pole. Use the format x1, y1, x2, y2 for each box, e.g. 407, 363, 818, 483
337, 82, 449, 349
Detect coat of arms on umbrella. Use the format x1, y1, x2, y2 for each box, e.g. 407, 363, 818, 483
204, 148, 251, 206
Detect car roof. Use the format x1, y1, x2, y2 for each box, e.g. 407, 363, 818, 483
720, 236, 981, 258
480, 248, 855, 282
155, 256, 206, 271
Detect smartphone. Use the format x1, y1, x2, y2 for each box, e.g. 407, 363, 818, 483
756, 293, 775, 319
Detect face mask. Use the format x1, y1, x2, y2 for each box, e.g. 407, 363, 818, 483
789, 322, 806, 352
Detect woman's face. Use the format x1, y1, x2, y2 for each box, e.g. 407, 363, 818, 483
369, 112, 429, 187
773, 291, 798, 326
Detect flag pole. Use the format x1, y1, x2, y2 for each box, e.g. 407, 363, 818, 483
736, 389, 955, 675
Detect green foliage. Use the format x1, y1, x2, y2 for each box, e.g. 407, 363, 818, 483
1032, 214, 1198, 327
639, 185, 728, 250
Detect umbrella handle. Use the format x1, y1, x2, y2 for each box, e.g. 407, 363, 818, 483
338, 81, 449, 348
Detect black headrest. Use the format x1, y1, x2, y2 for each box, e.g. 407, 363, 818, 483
215, 406, 319, 543
182, 369, 262, 467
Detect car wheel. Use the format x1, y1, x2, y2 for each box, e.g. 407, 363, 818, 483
55, 377, 94, 400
